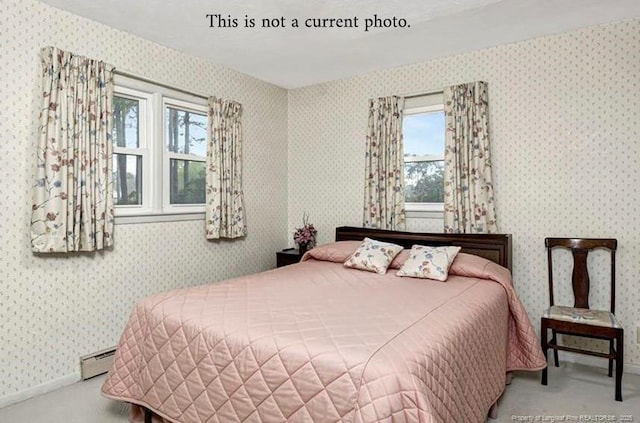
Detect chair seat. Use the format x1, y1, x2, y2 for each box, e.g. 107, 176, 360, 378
543, 305, 621, 328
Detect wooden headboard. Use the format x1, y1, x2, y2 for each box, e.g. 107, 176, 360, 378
335, 226, 512, 271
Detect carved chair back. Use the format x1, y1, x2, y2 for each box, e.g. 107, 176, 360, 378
545, 237, 617, 313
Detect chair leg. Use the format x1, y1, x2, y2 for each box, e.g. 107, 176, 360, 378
608, 339, 614, 377
551, 330, 559, 367
541, 320, 548, 385
615, 331, 623, 402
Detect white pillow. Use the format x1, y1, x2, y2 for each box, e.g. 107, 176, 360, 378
396, 245, 461, 281
343, 238, 404, 274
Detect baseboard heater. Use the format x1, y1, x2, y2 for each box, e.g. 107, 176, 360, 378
80, 346, 117, 380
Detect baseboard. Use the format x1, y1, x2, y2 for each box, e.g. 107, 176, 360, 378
0, 372, 81, 409
558, 351, 640, 375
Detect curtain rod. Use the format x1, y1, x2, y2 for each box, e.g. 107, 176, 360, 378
113, 69, 209, 100
400, 88, 444, 99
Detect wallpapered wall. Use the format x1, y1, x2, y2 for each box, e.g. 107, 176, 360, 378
288, 19, 640, 365
0, 0, 288, 399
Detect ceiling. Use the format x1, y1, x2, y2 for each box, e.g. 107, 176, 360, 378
39, 0, 640, 89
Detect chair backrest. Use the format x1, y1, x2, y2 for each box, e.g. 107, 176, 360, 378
545, 238, 617, 313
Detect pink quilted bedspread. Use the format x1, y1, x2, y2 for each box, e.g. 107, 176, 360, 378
102, 250, 545, 423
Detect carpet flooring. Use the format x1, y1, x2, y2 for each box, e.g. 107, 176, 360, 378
1, 363, 638, 422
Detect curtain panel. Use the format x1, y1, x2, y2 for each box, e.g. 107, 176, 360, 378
443, 81, 498, 233
30, 47, 115, 253
362, 96, 406, 230
205, 97, 247, 239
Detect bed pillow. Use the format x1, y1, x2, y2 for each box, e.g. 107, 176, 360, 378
389, 249, 410, 269
396, 245, 462, 281
343, 238, 404, 274
301, 241, 362, 263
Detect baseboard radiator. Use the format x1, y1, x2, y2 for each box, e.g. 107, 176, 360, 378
80, 346, 117, 380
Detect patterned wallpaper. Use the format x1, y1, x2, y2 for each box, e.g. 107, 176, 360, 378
288, 19, 640, 365
0, 0, 288, 399
2, 0, 639, 404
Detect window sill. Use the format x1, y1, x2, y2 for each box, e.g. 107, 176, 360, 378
115, 211, 205, 225
406, 210, 443, 220
405, 202, 443, 219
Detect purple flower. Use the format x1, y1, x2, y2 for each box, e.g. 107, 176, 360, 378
293, 212, 317, 247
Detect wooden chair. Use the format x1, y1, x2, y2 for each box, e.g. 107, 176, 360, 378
541, 238, 623, 401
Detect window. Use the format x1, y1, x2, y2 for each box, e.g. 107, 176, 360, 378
164, 100, 207, 212
403, 93, 445, 213
112, 88, 152, 209
112, 76, 208, 222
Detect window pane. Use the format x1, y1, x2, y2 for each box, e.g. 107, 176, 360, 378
169, 159, 206, 204
404, 160, 444, 203
403, 112, 444, 157
112, 154, 142, 205
112, 96, 139, 149
166, 107, 207, 157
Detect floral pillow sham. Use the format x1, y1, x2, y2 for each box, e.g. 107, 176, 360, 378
343, 238, 404, 274
396, 245, 462, 281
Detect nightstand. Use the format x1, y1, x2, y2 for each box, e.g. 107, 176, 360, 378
276, 248, 302, 268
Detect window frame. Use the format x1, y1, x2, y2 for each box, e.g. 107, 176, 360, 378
403, 101, 445, 214
112, 75, 208, 224
162, 98, 208, 214
112, 86, 154, 216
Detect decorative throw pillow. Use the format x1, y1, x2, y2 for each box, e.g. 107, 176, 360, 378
396, 245, 462, 281
343, 238, 404, 274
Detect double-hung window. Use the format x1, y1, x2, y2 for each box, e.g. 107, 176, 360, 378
112, 75, 208, 223
112, 87, 153, 211
403, 93, 445, 214
164, 99, 207, 213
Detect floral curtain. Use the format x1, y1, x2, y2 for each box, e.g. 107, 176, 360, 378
30, 47, 115, 253
205, 97, 247, 239
363, 96, 405, 230
443, 81, 498, 233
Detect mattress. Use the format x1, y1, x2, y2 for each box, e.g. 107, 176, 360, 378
102, 248, 545, 422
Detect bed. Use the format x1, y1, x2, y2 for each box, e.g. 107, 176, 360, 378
102, 226, 545, 423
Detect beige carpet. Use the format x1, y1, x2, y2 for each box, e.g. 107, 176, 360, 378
1, 363, 638, 422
